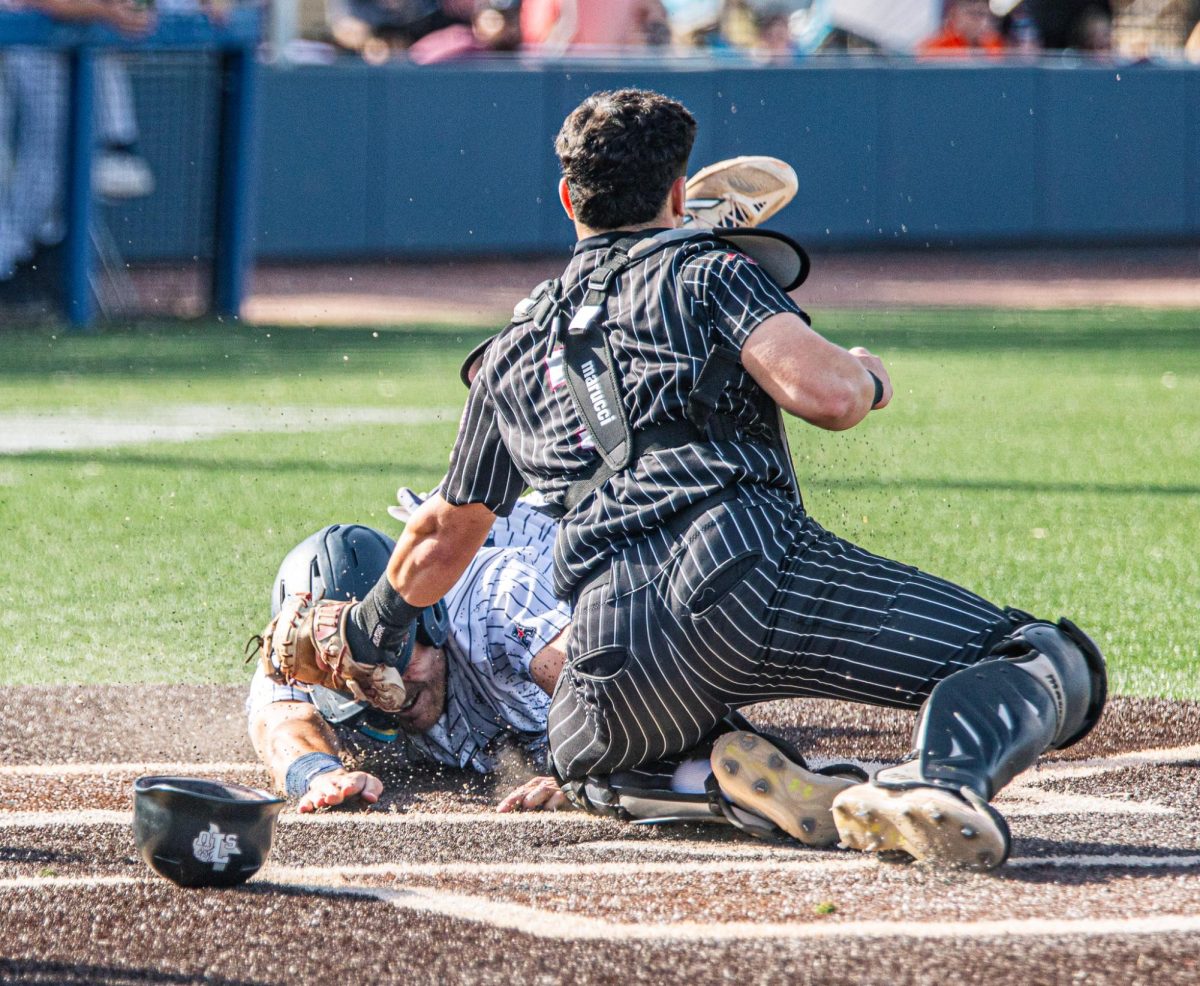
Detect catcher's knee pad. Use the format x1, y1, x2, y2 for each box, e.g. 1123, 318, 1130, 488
877, 614, 1107, 801
992, 615, 1107, 750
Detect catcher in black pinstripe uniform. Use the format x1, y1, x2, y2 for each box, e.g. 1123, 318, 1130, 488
269, 89, 1106, 871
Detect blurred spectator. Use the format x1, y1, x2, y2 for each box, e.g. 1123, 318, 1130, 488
326, 0, 463, 61
918, 0, 1005, 55
752, 6, 798, 59
94, 57, 155, 200
522, 0, 670, 52
1067, 3, 1111, 52
718, 0, 760, 48
1006, 4, 1041, 53
0, 0, 154, 308
1018, 0, 1111, 51
408, 0, 521, 61
678, 0, 804, 53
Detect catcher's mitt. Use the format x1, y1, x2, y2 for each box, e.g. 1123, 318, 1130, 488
256, 593, 407, 712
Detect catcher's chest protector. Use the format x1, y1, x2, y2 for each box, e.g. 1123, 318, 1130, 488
533, 229, 806, 512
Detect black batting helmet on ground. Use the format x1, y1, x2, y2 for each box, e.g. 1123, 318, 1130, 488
132, 776, 285, 888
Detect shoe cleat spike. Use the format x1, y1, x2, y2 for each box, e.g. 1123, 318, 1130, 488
752, 779, 771, 795
721, 759, 739, 776
799, 818, 815, 834
961, 826, 977, 839
738, 734, 758, 750
767, 753, 784, 770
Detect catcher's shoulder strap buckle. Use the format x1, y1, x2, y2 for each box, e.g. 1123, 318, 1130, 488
568, 304, 604, 333
515, 278, 558, 321
459, 279, 563, 388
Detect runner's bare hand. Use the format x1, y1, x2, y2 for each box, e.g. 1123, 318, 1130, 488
497, 775, 570, 813
298, 768, 382, 813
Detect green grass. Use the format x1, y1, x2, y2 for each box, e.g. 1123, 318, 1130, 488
1, 310, 1197, 697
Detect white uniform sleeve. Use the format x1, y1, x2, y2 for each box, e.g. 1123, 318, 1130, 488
485, 494, 560, 551
245, 665, 314, 724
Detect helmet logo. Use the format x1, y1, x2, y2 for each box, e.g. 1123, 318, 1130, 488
192, 823, 242, 872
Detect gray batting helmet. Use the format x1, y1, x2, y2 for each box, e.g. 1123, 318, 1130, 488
271, 524, 396, 618
271, 524, 451, 655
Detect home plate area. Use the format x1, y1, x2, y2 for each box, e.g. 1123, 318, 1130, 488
1, 692, 1199, 985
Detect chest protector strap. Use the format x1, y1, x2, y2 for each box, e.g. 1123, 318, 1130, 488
555, 236, 751, 512
561, 239, 641, 474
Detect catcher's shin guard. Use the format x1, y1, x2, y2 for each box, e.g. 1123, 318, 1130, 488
833, 615, 1106, 871
553, 713, 753, 827
558, 769, 724, 826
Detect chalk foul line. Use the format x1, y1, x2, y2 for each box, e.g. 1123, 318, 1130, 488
6, 869, 1200, 943
0, 809, 608, 829
5, 742, 1197, 783
246, 880, 1200, 943
0, 761, 265, 777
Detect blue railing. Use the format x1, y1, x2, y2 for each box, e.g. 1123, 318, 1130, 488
0, 9, 260, 328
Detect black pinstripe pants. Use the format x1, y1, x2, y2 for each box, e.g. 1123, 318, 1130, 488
548, 488, 1009, 781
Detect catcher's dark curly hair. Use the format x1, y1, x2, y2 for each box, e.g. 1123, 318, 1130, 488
555, 89, 697, 231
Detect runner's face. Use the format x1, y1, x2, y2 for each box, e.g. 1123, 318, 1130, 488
395, 643, 447, 733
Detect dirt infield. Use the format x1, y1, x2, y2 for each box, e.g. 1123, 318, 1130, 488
2, 688, 1199, 984
240, 246, 1200, 326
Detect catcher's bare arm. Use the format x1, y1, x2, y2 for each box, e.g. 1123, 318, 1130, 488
385, 496, 497, 606
740, 313, 892, 431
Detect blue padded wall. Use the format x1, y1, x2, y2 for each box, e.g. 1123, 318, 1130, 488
112, 60, 1200, 260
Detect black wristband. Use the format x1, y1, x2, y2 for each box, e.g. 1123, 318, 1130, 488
867, 371, 884, 408
346, 572, 420, 671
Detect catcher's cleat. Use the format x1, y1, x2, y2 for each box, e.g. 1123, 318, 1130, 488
831, 782, 1011, 872
709, 731, 860, 847
684, 156, 799, 229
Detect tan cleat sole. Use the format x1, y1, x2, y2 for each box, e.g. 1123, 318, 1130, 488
710, 732, 858, 847
685, 156, 799, 229
831, 783, 1010, 872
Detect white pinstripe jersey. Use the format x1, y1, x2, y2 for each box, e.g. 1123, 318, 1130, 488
247, 499, 570, 774
441, 228, 806, 596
